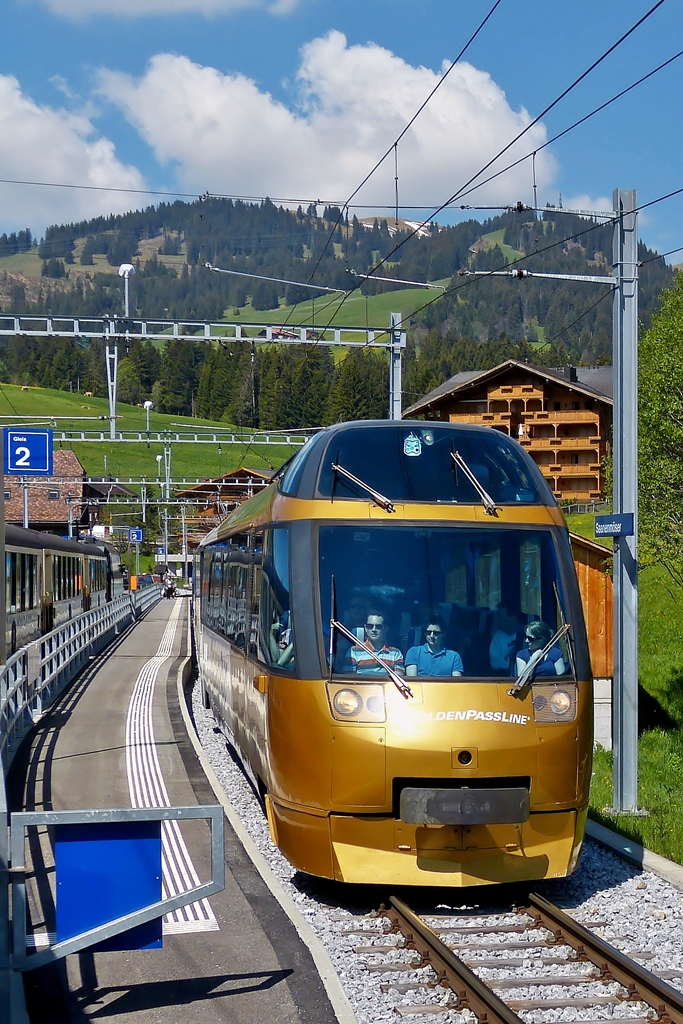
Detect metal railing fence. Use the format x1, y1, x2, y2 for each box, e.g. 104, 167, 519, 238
0, 582, 163, 1022
1, 584, 163, 770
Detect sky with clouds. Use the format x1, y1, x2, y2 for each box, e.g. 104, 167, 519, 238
2, 0, 683, 255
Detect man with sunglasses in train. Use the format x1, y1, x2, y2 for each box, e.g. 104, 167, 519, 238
348, 613, 405, 675
405, 617, 463, 677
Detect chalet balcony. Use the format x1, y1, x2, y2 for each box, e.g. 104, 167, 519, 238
550, 463, 601, 475
449, 412, 511, 424
521, 437, 603, 449
524, 410, 601, 423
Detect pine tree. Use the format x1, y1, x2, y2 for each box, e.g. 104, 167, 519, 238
326, 350, 388, 423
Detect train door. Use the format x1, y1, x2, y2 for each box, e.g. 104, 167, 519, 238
41, 551, 54, 634
82, 555, 91, 611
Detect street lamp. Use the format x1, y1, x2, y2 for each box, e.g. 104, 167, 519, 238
144, 400, 153, 437
118, 263, 135, 317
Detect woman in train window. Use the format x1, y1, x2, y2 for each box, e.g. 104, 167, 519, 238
515, 620, 566, 677
405, 617, 463, 677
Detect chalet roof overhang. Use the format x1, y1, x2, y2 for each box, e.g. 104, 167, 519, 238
404, 359, 613, 418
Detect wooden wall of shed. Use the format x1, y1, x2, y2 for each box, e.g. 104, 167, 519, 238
570, 532, 613, 678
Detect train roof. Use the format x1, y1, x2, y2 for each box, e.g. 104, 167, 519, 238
273, 420, 555, 507
5, 524, 108, 557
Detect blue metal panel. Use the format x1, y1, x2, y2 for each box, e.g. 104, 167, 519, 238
55, 820, 162, 951
4, 428, 54, 475
595, 512, 634, 538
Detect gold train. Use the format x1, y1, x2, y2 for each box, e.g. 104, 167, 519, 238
194, 421, 592, 886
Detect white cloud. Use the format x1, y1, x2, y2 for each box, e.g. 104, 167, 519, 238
0, 75, 146, 234
97, 32, 555, 212
39, 0, 299, 18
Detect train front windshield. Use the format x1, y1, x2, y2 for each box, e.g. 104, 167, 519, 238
319, 526, 573, 680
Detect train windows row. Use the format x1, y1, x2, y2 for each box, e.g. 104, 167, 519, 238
7, 552, 38, 613
53, 555, 82, 602
90, 557, 107, 593
201, 527, 295, 672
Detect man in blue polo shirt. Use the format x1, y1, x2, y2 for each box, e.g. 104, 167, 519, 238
405, 617, 463, 677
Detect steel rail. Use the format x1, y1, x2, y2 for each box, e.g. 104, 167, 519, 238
384, 896, 523, 1024
527, 892, 683, 1023
382, 893, 683, 1024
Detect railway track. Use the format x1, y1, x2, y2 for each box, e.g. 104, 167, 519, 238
347, 892, 683, 1021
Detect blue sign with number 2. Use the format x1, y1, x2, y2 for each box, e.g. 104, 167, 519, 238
4, 429, 54, 476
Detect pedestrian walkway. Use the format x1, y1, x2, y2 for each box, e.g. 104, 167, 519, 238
7, 598, 337, 1024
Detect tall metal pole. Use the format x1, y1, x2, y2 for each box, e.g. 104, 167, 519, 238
388, 311, 406, 421
0, 455, 6, 667
164, 445, 171, 501
105, 322, 119, 442
611, 188, 640, 813
181, 503, 187, 582
21, 478, 28, 529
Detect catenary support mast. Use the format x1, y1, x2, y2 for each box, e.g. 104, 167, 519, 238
611, 188, 640, 813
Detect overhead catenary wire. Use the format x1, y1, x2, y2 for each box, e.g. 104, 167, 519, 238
438, 43, 683, 212
293, 0, 506, 311
220, 37, 683, 337
640, 244, 683, 264
355, 178, 683, 352
542, 288, 614, 347
317, 0, 667, 331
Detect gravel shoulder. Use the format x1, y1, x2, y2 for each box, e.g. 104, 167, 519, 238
190, 682, 683, 1024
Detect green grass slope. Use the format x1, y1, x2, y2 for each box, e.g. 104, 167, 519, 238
567, 511, 683, 863
229, 281, 450, 331
0, 384, 295, 482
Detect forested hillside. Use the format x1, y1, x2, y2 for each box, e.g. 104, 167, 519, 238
0, 198, 673, 427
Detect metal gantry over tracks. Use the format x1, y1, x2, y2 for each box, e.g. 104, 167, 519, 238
351, 893, 683, 1022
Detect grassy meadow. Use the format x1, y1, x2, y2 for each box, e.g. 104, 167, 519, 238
0, 384, 296, 483
567, 510, 683, 862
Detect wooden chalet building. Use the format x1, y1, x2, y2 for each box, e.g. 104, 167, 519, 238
405, 360, 613, 502
176, 467, 276, 545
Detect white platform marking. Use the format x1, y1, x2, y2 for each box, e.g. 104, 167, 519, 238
125, 600, 219, 934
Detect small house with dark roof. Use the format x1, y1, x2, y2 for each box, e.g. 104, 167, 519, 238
404, 360, 613, 501
3, 451, 138, 535
4, 449, 88, 534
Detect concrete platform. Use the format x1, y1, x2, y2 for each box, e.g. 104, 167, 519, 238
7, 598, 339, 1024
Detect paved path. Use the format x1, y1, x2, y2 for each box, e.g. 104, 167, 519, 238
8, 597, 336, 1024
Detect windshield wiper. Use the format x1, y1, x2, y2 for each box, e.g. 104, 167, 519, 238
554, 581, 576, 677
331, 462, 395, 513
450, 451, 498, 516
328, 577, 412, 699
508, 623, 571, 696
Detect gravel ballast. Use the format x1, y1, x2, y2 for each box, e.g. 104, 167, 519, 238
190, 684, 683, 1024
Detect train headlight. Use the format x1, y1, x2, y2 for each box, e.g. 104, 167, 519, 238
531, 683, 578, 723
549, 690, 572, 716
327, 683, 386, 722
333, 688, 363, 717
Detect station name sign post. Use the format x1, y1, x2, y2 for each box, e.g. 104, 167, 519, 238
595, 513, 635, 538
0, 429, 54, 666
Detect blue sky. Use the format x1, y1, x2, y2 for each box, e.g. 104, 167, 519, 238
2, 0, 683, 255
